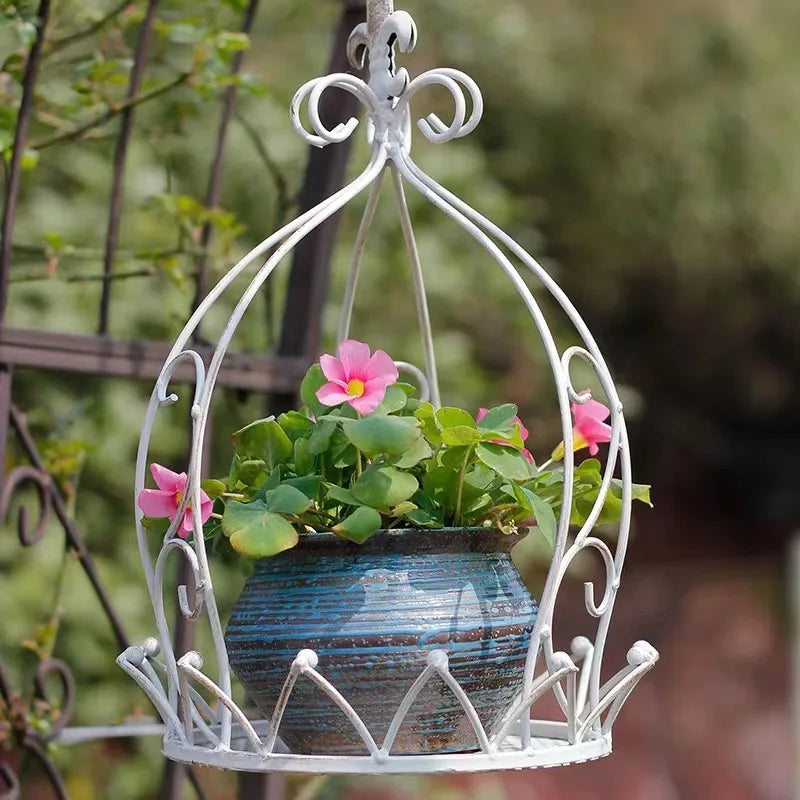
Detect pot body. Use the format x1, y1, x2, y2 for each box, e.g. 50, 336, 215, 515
224, 528, 537, 755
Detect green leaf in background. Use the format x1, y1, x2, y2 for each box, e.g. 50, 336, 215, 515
232, 418, 292, 470
283, 475, 322, 499
441, 426, 482, 446
476, 442, 532, 482
325, 484, 359, 506
140, 516, 170, 536
263, 484, 312, 515
342, 415, 421, 457
525, 489, 558, 550
332, 506, 382, 544
300, 364, 329, 418
480, 423, 526, 449
435, 407, 476, 431
375, 385, 408, 414
222, 500, 298, 558
278, 410, 314, 442
406, 508, 444, 529
476, 404, 518, 431
293, 437, 314, 476
391, 501, 418, 517
391, 436, 433, 469
414, 402, 442, 446
394, 382, 418, 397
440, 444, 472, 470
352, 464, 419, 509
236, 459, 267, 487
308, 419, 337, 455
200, 478, 226, 499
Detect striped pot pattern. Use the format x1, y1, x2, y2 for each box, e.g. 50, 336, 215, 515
225, 528, 537, 755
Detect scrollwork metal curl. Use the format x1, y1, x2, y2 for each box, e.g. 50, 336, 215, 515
290, 75, 378, 149
155, 538, 205, 622
0, 465, 52, 547
395, 68, 484, 145
156, 349, 206, 410
33, 659, 76, 741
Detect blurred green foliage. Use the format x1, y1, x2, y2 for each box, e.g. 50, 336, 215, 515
1, 0, 799, 796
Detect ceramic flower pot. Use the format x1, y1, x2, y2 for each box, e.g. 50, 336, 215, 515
224, 528, 537, 756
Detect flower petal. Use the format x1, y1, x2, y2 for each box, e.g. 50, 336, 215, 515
150, 463, 186, 493
514, 417, 530, 442
199, 496, 214, 525
522, 448, 535, 465
366, 349, 398, 386
320, 354, 346, 384
316, 383, 352, 407
338, 340, 371, 380
180, 510, 194, 537
572, 398, 610, 425
476, 408, 489, 423
138, 488, 177, 518
350, 381, 387, 414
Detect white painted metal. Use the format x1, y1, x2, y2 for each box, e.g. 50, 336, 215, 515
120, 1, 658, 774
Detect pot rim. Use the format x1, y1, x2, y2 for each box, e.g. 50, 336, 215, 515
262, 527, 529, 559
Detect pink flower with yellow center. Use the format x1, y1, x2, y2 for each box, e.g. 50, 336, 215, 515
572, 398, 613, 456
138, 463, 213, 538
316, 340, 399, 415
476, 408, 535, 464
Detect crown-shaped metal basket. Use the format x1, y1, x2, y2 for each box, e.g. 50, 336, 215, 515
119, 1, 658, 775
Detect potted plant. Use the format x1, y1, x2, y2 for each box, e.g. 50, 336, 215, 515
138, 340, 651, 756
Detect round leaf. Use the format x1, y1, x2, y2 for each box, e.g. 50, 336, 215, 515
352, 465, 419, 509
263, 484, 312, 515
435, 407, 476, 430
333, 506, 382, 544
476, 442, 532, 482
342, 415, 421, 457
222, 500, 298, 558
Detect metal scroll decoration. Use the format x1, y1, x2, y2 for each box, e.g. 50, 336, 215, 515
120, 0, 658, 774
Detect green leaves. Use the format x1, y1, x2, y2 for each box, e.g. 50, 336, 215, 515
342, 415, 421, 457
263, 485, 312, 516
300, 364, 328, 418
233, 418, 292, 471
207, 358, 651, 558
351, 464, 419, 509
477, 404, 518, 431
222, 500, 298, 559
333, 507, 382, 544
475, 442, 532, 482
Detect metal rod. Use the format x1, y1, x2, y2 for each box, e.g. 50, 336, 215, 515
192, 0, 261, 331
98, 0, 160, 336
277, 0, 367, 370
0, 0, 51, 327
367, 0, 393, 37
389, 165, 441, 407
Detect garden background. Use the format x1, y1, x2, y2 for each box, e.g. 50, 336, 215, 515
0, 0, 798, 797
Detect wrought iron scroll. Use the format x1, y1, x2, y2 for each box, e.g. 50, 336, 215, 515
0, 0, 363, 798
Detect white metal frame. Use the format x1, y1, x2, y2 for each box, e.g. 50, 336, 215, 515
119, 1, 658, 774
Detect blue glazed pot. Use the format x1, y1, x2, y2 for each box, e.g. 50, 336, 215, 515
224, 528, 537, 756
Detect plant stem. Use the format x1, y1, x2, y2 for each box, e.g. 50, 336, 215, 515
46, 0, 132, 53
355, 451, 362, 479
222, 492, 246, 500
537, 457, 554, 472
211, 512, 223, 520
453, 445, 474, 527
30, 72, 191, 150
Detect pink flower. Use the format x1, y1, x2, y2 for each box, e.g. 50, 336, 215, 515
316, 340, 399, 415
572, 398, 613, 456
476, 408, 535, 465
138, 463, 212, 538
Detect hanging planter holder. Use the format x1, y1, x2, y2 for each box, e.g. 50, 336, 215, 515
120, 0, 658, 775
